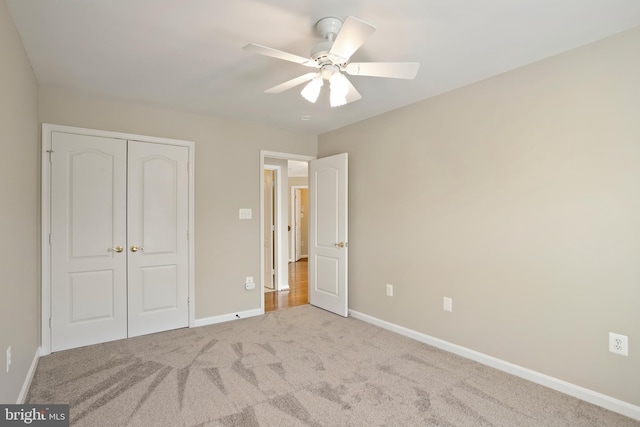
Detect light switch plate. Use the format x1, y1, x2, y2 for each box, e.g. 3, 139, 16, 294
386, 284, 393, 297
239, 208, 252, 219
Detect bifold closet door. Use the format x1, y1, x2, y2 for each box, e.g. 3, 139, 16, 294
127, 141, 189, 337
50, 132, 128, 352
50, 134, 189, 351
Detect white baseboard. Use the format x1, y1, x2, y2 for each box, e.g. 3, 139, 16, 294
17, 347, 40, 404
193, 308, 263, 327
348, 310, 640, 422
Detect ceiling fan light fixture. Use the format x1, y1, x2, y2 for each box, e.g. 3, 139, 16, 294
301, 76, 323, 103
329, 91, 347, 107
329, 72, 349, 107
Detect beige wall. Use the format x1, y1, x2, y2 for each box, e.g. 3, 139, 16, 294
0, 0, 40, 403
39, 86, 317, 320
319, 28, 640, 406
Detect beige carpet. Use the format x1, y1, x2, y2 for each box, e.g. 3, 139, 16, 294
28, 305, 639, 426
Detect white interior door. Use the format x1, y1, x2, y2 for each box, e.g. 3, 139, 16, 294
127, 141, 189, 337
309, 153, 348, 317
50, 132, 128, 352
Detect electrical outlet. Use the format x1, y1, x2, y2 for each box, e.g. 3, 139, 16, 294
609, 333, 628, 356
443, 297, 453, 312
6, 346, 10, 373
386, 284, 393, 297
245, 276, 254, 283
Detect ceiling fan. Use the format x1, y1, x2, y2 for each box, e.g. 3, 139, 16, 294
243, 16, 420, 107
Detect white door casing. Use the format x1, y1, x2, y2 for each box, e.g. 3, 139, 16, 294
127, 141, 190, 337
50, 132, 128, 352
295, 188, 303, 261
309, 153, 349, 317
263, 169, 275, 290
290, 185, 309, 262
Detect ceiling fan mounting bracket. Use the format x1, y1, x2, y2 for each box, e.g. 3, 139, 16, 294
315, 17, 343, 41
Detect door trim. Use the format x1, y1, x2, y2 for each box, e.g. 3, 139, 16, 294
259, 151, 315, 313
290, 185, 308, 262
41, 123, 196, 355
263, 165, 280, 290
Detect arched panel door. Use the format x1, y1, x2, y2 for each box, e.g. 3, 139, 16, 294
50, 132, 127, 351
127, 141, 189, 337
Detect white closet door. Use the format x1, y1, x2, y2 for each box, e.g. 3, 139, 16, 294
127, 141, 190, 337
50, 132, 127, 352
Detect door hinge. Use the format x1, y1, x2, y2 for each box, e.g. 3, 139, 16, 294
49, 317, 52, 329
187, 162, 190, 173
187, 230, 189, 240
49, 233, 51, 245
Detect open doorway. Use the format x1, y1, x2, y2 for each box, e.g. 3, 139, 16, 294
261, 152, 314, 313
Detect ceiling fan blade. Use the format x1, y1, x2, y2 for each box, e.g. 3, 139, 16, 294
243, 43, 318, 68
329, 16, 376, 63
344, 77, 362, 104
345, 62, 420, 79
265, 72, 318, 94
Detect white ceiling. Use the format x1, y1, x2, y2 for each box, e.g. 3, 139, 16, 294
7, 1, 640, 135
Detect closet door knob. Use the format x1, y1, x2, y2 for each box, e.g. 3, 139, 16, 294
130, 245, 144, 252
108, 246, 124, 253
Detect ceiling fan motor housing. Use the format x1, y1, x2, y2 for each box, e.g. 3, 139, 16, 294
310, 40, 333, 63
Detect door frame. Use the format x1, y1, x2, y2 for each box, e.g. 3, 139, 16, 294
41, 123, 196, 355
259, 151, 315, 313
290, 185, 308, 262
263, 165, 280, 290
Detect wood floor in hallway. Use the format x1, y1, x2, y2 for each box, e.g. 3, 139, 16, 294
265, 259, 308, 312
